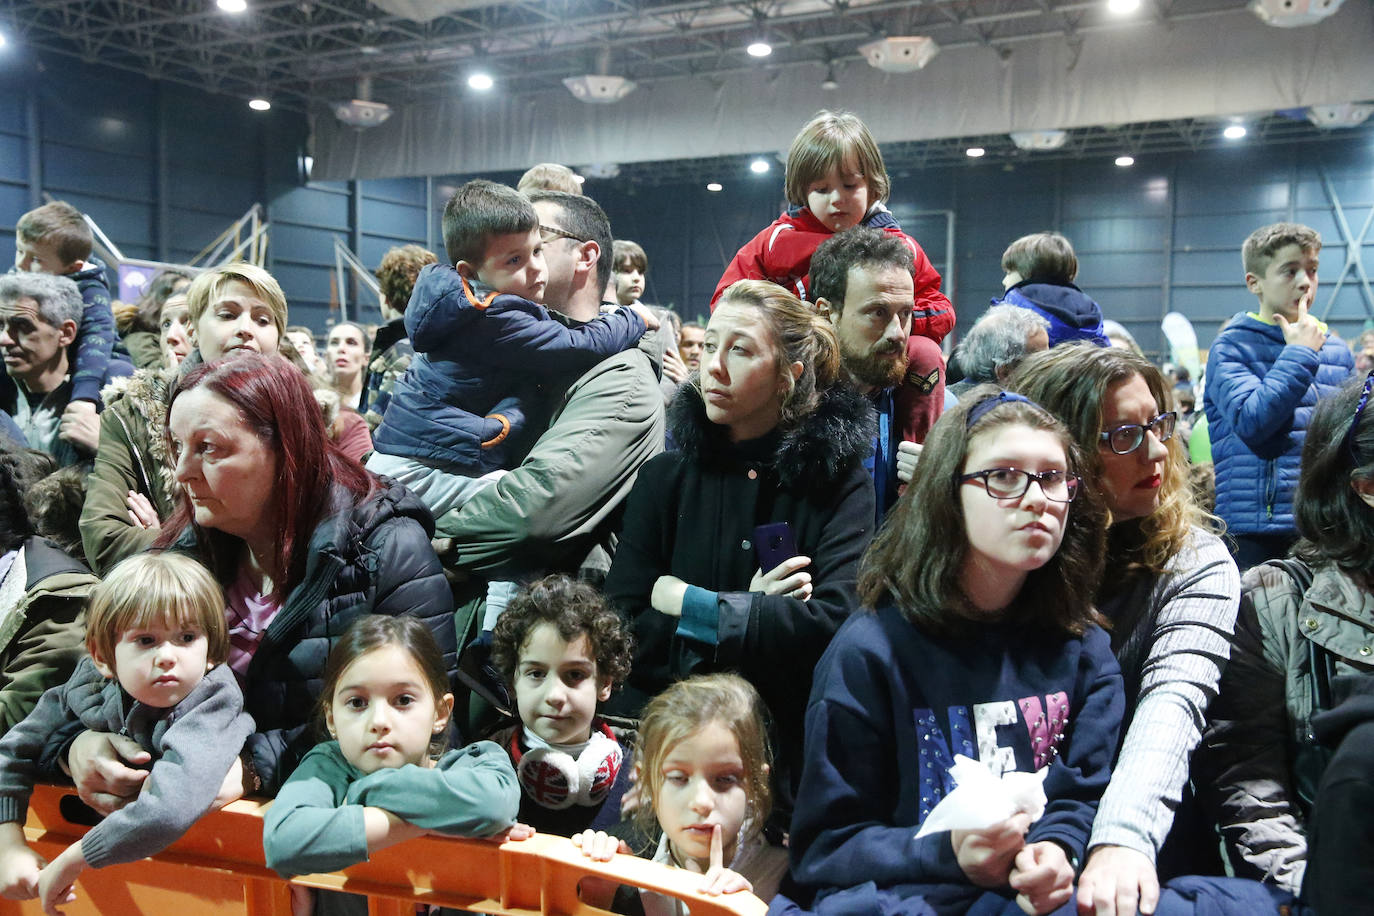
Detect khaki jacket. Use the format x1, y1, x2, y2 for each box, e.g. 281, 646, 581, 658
1196, 559, 1374, 894
0, 538, 97, 735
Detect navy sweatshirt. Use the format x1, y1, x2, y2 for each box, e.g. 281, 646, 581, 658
787, 604, 1124, 910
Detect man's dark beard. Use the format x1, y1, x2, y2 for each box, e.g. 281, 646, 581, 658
845, 342, 909, 390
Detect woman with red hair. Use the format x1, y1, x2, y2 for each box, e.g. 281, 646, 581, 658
63, 353, 454, 804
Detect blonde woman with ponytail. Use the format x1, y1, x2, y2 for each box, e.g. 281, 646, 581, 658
604, 279, 876, 822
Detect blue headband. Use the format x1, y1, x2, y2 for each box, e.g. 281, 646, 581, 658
966, 390, 1039, 428
1345, 370, 1374, 464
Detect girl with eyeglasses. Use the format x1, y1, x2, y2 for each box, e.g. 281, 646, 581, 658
777, 385, 1126, 916
1011, 343, 1250, 915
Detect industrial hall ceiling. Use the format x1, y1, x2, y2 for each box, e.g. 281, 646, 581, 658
0, 0, 1298, 109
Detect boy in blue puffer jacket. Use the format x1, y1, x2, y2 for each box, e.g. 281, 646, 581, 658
1204, 222, 1353, 570
369, 180, 656, 624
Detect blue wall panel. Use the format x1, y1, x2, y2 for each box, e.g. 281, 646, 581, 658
43, 145, 153, 201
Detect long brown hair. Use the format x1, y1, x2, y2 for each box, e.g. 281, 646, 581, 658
857, 384, 1106, 636
1009, 342, 1213, 575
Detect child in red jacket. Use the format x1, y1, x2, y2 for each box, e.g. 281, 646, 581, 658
712, 110, 954, 444
711, 110, 953, 342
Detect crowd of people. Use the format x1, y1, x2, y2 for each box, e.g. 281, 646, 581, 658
0, 108, 1369, 916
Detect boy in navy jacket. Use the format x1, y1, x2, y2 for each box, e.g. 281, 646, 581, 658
10, 201, 119, 423
368, 180, 656, 623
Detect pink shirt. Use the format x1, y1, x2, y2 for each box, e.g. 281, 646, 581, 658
225, 565, 282, 685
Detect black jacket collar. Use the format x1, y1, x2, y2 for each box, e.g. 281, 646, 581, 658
668, 382, 876, 487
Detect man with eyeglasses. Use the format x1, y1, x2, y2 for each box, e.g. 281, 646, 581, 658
431, 190, 668, 690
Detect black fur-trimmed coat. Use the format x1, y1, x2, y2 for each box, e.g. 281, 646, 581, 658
603, 383, 876, 803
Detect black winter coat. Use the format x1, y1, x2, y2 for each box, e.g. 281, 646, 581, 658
184, 481, 455, 793
603, 384, 876, 802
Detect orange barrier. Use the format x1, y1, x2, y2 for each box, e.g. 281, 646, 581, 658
0, 784, 768, 916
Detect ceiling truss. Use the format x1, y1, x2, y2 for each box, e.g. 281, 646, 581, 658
2, 0, 1262, 109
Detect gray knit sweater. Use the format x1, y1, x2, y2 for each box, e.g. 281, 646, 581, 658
0, 657, 254, 868
1089, 525, 1240, 859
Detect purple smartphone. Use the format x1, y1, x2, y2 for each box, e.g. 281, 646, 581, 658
754, 521, 798, 572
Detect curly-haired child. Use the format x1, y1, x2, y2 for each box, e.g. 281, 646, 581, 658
488, 574, 634, 836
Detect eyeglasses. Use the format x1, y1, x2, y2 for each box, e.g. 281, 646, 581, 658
1099, 412, 1177, 455
539, 224, 587, 244
958, 467, 1080, 503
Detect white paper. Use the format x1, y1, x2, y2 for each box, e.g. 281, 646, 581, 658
914, 756, 1049, 838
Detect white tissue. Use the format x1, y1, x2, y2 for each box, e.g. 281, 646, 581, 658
913, 756, 1049, 838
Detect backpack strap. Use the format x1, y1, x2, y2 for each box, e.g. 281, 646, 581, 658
1265, 557, 1335, 713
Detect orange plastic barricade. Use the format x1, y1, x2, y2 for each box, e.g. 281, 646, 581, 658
0, 783, 768, 916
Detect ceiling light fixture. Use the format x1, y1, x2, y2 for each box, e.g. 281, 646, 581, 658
1107, 0, 1141, 13
1307, 103, 1374, 129
563, 75, 637, 104
1009, 130, 1069, 151
747, 40, 772, 57
707, 182, 724, 192
333, 76, 392, 129
574, 175, 586, 184
821, 64, 839, 91
750, 159, 770, 173
468, 72, 494, 91
1115, 155, 1135, 167
965, 147, 986, 158
1223, 123, 1247, 139
217, 0, 247, 12
1249, 0, 1346, 27
248, 98, 271, 111
858, 36, 940, 73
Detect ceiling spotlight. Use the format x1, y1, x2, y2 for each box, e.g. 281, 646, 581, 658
750, 158, 771, 174
821, 64, 839, 91
707, 182, 723, 192
574, 175, 586, 184
1115, 155, 1135, 167
747, 41, 773, 57
248, 98, 271, 111
965, 147, 986, 158
1107, 0, 1141, 13
467, 72, 494, 91
217, 0, 247, 11
1223, 123, 1247, 139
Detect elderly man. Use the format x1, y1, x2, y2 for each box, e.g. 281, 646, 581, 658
949, 304, 1052, 397
0, 274, 128, 467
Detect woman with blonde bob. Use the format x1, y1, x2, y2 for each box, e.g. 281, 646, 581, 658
81, 263, 289, 576
604, 279, 876, 816
1010, 343, 1240, 915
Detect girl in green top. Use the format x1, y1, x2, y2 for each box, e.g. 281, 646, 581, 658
263, 615, 524, 914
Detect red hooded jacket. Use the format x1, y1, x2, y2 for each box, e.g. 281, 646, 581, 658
710, 205, 955, 345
